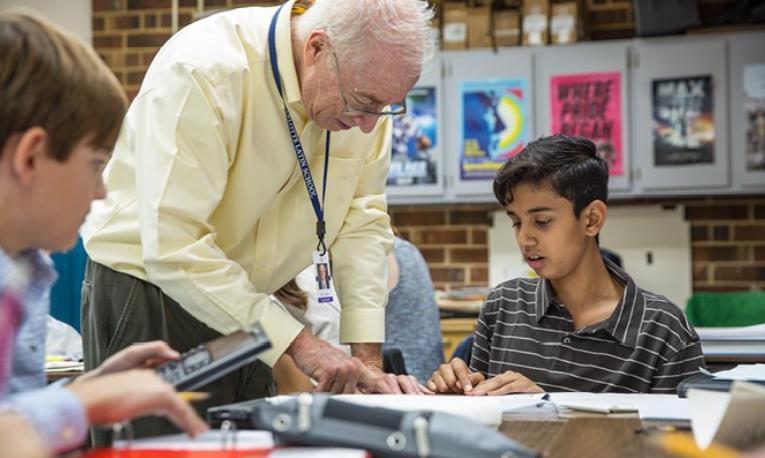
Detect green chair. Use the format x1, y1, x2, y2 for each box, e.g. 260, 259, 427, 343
685, 292, 765, 327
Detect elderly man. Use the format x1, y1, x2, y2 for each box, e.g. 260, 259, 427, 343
80, 0, 434, 439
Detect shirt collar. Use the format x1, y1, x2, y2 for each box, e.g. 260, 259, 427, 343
534, 257, 643, 347
272, 0, 307, 118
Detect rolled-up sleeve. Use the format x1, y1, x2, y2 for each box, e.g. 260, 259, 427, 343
132, 63, 303, 366
3, 386, 88, 453
333, 118, 394, 344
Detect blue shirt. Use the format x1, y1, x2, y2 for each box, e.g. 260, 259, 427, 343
0, 249, 88, 452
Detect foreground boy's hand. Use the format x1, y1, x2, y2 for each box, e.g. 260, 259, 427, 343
469, 370, 544, 396
426, 358, 485, 394
80, 341, 181, 381
66, 369, 208, 437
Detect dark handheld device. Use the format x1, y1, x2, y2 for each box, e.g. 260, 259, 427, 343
156, 322, 271, 391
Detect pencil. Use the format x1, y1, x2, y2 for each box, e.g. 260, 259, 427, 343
178, 391, 210, 402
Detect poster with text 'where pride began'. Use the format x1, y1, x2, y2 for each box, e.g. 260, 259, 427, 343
652, 75, 716, 166
550, 72, 624, 176
460, 79, 529, 180
388, 86, 438, 186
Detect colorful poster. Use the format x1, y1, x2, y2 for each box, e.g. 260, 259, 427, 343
460, 79, 529, 180
388, 87, 438, 186
744, 63, 765, 171
550, 72, 623, 176
652, 75, 715, 166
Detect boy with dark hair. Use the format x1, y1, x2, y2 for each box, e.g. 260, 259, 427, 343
427, 135, 703, 395
0, 11, 206, 454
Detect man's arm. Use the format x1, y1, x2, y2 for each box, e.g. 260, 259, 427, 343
331, 118, 395, 356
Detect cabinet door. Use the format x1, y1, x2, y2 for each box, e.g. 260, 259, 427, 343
632, 37, 729, 190
443, 49, 535, 196
729, 32, 765, 189
386, 53, 445, 200
536, 41, 632, 192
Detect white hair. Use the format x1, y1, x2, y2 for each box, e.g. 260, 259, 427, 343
295, 0, 435, 79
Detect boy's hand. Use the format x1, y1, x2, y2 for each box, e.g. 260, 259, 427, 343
66, 369, 208, 437
81, 341, 180, 381
426, 358, 485, 394
468, 370, 544, 396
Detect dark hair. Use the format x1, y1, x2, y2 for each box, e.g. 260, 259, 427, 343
493, 134, 608, 217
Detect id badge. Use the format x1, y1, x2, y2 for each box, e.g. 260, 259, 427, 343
312, 250, 334, 303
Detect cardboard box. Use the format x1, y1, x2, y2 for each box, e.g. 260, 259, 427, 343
551, 2, 579, 44
522, 0, 549, 46
442, 3, 468, 50
493, 9, 521, 47
467, 6, 492, 48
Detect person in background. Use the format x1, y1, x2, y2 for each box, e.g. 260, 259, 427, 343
428, 135, 703, 395
0, 11, 206, 455
383, 232, 444, 384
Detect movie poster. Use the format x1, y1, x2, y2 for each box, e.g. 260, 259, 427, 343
550, 72, 623, 176
460, 79, 529, 180
388, 86, 439, 186
744, 63, 765, 171
652, 75, 716, 166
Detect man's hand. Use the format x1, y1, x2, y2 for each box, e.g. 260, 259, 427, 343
287, 330, 430, 394
359, 365, 432, 395
66, 369, 208, 437
80, 340, 180, 381
426, 358, 485, 394
468, 370, 544, 396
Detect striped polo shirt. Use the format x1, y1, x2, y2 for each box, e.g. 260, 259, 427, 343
470, 260, 704, 393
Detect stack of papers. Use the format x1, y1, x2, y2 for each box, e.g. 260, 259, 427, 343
44, 360, 84, 372
696, 324, 765, 356
549, 392, 690, 421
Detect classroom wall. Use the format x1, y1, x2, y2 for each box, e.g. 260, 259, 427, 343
0, 0, 91, 43
89, 0, 742, 100
389, 196, 765, 295
85, 0, 764, 296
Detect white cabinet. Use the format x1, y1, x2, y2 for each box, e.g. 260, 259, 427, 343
536, 41, 632, 192
443, 48, 536, 197
631, 37, 729, 191
385, 54, 446, 199
729, 32, 765, 190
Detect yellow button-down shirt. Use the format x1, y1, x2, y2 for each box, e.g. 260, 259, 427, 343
81, 2, 393, 365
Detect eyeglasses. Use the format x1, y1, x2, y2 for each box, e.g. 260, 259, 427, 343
329, 48, 407, 117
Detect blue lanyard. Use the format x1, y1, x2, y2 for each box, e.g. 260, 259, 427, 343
268, 5, 330, 254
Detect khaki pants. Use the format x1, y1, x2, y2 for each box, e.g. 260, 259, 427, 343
81, 261, 274, 445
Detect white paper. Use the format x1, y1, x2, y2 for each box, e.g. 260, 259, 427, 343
114, 430, 274, 450
330, 393, 541, 428
696, 324, 765, 341
687, 381, 765, 450
744, 63, 765, 99
549, 392, 690, 420
711, 364, 765, 382
687, 389, 731, 449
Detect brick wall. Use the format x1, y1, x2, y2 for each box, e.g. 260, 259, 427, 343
391, 197, 765, 293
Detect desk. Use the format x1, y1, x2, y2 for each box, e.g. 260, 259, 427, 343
440, 318, 476, 361
501, 415, 678, 458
